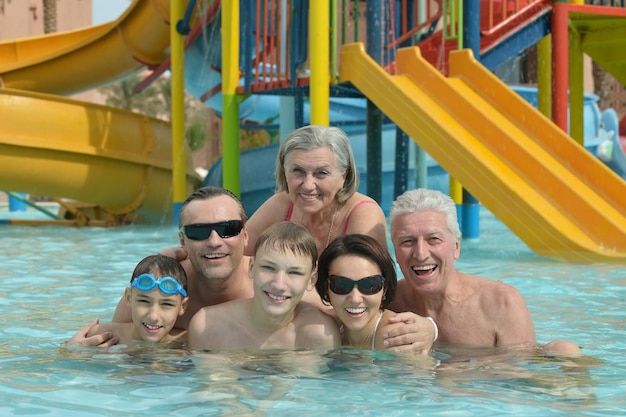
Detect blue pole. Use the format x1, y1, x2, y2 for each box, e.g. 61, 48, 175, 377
462, 0, 480, 239
8, 192, 27, 212
366, 0, 384, 204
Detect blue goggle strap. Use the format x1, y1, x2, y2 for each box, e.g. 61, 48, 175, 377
131, 273, 187, 297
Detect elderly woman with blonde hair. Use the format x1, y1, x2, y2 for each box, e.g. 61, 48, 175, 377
245, 125, 388, 257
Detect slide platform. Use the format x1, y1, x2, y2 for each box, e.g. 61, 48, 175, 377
0, 0, 199, 224
340, 43, 626, 264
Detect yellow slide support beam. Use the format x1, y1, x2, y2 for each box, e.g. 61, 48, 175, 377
310, 0, 330, 126
171, 0, 187, 224
221, 0, 241, 196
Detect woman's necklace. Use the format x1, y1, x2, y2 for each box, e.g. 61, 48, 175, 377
325, 204, 339, 248
300, 203, 339, 249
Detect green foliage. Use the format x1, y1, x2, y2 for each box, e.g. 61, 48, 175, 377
99, 73, 173, 120
186, 122, 206, 151
97, 73, 277, 163
98, 72, 212, 151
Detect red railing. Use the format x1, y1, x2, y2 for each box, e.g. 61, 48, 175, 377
237, 0, 624, 93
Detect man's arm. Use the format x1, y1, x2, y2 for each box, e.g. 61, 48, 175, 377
187, 308, 210, 350
383, 312, 437, 353
297, 307, 341, 349
159, 245, 188, 262
490, 283, 536, 346
111, 295, 132, 323
64, 319, 119, 348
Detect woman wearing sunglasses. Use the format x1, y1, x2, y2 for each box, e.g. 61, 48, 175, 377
316, 234, 407, 350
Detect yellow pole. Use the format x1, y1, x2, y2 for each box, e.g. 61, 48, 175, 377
310, 0, 330, 126
449, 0, 463, 208
171, 0, 186, 225
222, 0, 241, 195
449, 180, 463, 205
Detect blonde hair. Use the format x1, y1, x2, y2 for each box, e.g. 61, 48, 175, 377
254, 221, 318, 270
275, 125, 359, 203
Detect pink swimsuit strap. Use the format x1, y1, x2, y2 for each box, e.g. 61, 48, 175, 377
340, 199, 378, 235
285, 201, 295, 221
287, 199, 378, 235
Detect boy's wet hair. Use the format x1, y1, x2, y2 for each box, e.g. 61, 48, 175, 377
131, 254, 188, 291
254, 221, 317, 270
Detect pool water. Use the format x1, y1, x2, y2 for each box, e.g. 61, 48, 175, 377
0, 208, 624, 416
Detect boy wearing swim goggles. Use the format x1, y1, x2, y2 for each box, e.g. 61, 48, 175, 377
316, 234, 408, 350
188, 222, 340, 350
73, 255, 189, 345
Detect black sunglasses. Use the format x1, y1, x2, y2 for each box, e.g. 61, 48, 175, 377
328, 274, 385, 295
180, 220, 244, 240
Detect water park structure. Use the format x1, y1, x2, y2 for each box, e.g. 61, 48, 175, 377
1, 0, 626, 263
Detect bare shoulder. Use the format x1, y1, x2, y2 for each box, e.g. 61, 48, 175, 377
250, 192, 291, 221
342, 193, 388, 246
245, 193, 292, 254
387, 279, 415, 313
297, 302, 337, 325
198, 299, 244, 318
346, 193, 385, 216
295, 303, 341, 347
188, 300, 247, 349
466, 274, 535, 344
189, 300, 243, 332
471, 274, 528, 309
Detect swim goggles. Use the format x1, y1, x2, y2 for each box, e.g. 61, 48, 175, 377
328, 274, 384, 295
130, 273, 187, 297
179, 220, 244, 240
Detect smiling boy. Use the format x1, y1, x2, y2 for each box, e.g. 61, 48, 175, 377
187, 222, 340, 350
69, 254, 189, 345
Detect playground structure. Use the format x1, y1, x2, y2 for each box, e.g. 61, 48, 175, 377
1, 0, 626, 263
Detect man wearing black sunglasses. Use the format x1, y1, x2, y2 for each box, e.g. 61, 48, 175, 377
121, 186, 255, 330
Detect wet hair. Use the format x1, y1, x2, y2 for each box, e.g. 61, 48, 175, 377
389, 188, 461, 241
316, 234, 397, 309
178, 186, 247, 227
275, 125, 359, 203
130, 254, 188, 291
254, 221, 317, 270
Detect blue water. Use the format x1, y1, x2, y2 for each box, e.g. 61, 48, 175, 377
0, 207, 624, 416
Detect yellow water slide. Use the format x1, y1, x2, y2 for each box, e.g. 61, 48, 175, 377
0, 0, 199, 225
340, 43, 626, 264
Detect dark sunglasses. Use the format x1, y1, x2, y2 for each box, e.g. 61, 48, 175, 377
180, 220, 244, 240
328, 274, 385, 295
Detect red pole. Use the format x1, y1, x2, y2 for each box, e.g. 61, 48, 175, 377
551, 1, 569, 133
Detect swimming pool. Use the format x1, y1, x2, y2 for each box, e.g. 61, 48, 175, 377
0, 207, 624, 416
